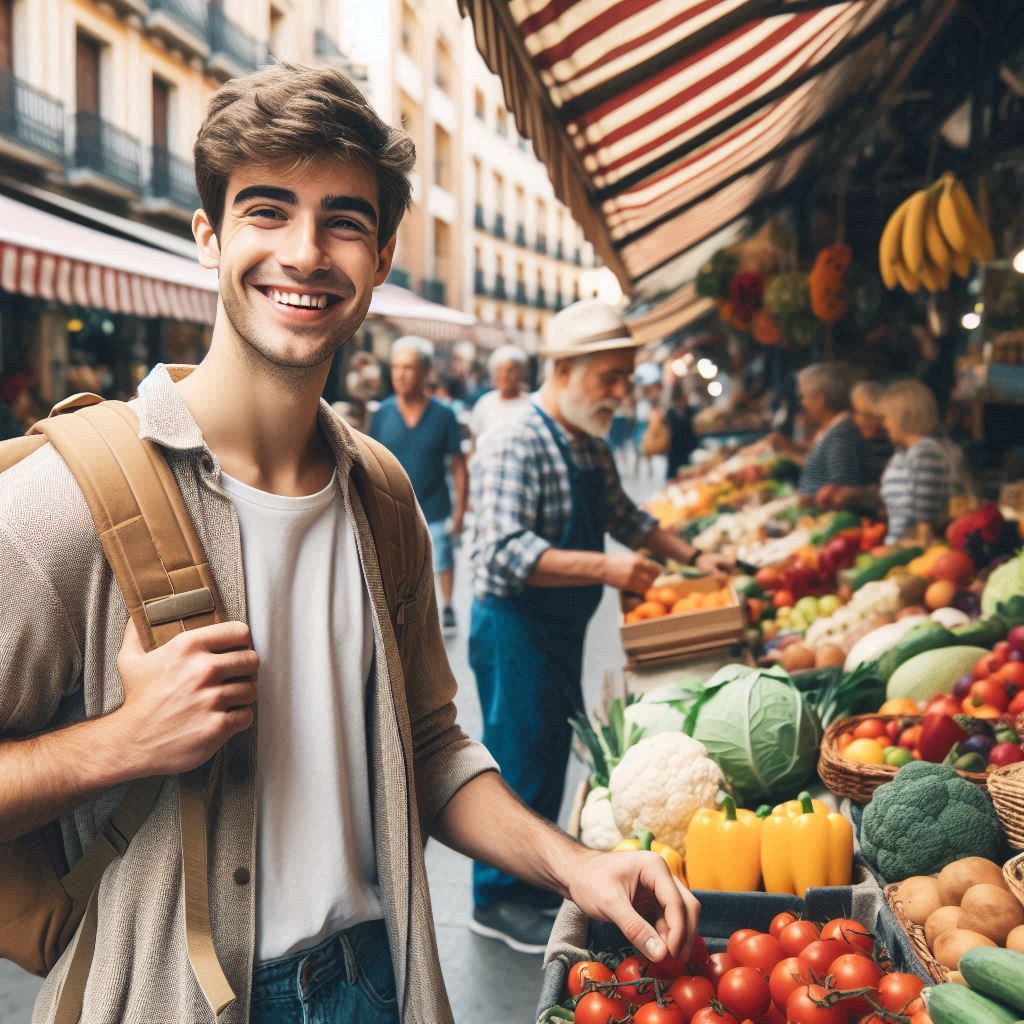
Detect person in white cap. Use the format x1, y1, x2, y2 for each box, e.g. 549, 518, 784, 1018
468, 345, 531, 451
467, 299, 716, 952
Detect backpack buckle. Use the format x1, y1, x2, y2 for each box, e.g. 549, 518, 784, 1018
100, 820, 130, 858
144, 588, 215, 626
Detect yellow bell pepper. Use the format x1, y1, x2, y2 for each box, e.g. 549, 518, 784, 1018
684, 795, 762, 891
613, 830, 687, 885
761, 791, 853, 897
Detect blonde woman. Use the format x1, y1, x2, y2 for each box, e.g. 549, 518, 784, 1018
879, 380, 958, 544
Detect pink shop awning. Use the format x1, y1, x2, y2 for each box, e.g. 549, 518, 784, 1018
367, 282, 480, 343
0, 193, 217, 324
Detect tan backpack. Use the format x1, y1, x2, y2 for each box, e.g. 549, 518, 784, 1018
0, 393, 417, 1022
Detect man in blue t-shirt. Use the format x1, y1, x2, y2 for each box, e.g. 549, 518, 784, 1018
370, 337, 467, 635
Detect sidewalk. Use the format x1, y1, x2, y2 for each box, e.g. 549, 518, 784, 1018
0, 466, 665, 1023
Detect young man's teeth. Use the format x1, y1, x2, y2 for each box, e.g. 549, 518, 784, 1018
269, 289, 327, 309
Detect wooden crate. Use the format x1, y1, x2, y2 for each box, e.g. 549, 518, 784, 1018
620, 575, 746, 668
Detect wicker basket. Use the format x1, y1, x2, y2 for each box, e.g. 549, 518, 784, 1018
818, 714, 990, 803
1005, 850, 1024, 908
989, 762, 1024, 850
885, 881, 951, 983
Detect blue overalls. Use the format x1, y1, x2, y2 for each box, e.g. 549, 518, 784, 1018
469, 405, 606, 909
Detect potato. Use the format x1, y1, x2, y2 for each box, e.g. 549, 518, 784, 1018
959, 883, 1024, 945
781, 642, 815, 672
924, 905, 962, 949
933, 928, 996, 970
1007, 924, 1024, 953
814, 644, 846, 668
899, 875, 943, 925
937, 857, 1007, 906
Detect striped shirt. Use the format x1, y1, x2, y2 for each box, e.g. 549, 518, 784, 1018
798, 413, 878, 496
469, 403, 656, 599
881, 437, 953, 543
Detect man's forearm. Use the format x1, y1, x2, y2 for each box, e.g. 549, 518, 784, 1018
526, 547, 606, 588
644, 525, 696, 564
452, 457, 468, 521
431, 770, 590, 898
0, 712, 140, 842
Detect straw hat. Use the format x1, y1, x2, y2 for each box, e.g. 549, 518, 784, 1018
540, 299, 641, 359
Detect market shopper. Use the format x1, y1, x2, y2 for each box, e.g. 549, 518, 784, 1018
468, 343, 531, 451
468, 299, 718, 952
0, 64, 698, 1024
370, 336, 466, 636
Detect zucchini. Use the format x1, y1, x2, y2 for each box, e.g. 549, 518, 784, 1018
875, 621, 955, 681
951, 615, 1008, 648
850, 547, 923, 590
960, 947, 1024, 1014
926, 983, 1020, 1024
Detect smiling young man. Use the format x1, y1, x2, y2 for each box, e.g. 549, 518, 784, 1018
0, 64, 697, 1024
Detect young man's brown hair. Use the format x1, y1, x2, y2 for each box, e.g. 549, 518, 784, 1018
194, 61, 415, 248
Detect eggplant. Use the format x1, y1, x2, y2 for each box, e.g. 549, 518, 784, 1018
954, 675, 974, 699
967, 720, 996, 738
952, 590, 982, 615
958, 734, 995, 758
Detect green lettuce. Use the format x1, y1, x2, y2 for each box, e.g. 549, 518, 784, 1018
981, 553, 1024, 618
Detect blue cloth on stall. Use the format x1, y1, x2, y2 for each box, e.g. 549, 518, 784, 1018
470, 404, 606, 909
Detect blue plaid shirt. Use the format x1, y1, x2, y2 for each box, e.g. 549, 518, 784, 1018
470, 404, 657, 599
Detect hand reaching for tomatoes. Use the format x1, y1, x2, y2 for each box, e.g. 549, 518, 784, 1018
566, 848, 701, 965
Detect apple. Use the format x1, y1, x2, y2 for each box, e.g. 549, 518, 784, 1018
795, 596, 820, 621
818, 594, 842, 616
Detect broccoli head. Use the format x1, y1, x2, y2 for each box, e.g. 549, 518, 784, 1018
859, 761, 1003, 880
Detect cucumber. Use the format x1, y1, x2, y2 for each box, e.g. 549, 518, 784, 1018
850, 546, 922, 590
960, 947, 1024, 1014
926, 983, 1021, 1024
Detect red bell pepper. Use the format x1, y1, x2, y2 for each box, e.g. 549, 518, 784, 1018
946, 504, 1004, 550
917, 713, 968, 763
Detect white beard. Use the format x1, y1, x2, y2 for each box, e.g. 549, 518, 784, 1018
558, 387, 617, 437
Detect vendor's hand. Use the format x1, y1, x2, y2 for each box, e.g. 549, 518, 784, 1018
694, 552, 733, 577
566, 849, 700, 964
604, 553, 662, 594
816, 484, 840, 509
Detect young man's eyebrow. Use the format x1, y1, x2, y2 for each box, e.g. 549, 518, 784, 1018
321, 195, 378, 225
232, 185, 298, 206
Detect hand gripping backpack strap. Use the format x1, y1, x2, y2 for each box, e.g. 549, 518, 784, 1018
32, 400, 235, 1020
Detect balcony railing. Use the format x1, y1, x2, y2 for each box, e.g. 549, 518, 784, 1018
535, 289, 547, 310
474, 204, 486, 230
389, 267, 411, 289
420, 278, 446, 305
493, 276, 507, 301
474, 270, 488, 297
209, 6, 264, 74
493, 214, 505, 240
146, 0, 209, 55
72, 112, 141, 192
514, 283, 528, 306
535, 235, 547, 255
555, 241, 565, 261
515, 224, 526, 247
149, 146, 199, 210
315, 29, 343, 59
0, 69, 65, 164
573, 248, 582, 266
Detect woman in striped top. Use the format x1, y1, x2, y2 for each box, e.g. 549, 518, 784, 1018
879, 380, 956, 544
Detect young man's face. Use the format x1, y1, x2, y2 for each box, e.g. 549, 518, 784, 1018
195, 157, 396, 371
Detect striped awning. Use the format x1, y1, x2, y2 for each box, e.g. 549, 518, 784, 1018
461, 0, 957, 294
0, 194, 217, 324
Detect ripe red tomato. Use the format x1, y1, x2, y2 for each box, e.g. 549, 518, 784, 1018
634, 1000, 687, 1024
691, 1007, 733, 1024
567, 960, 614, 997
779, 920, 820, 957
852, 718, 888, 740
899, 724, 923, 750
735, 933, 785, 976
820, 918, 873, 954
706, 952, 736, 988
615, 955, 654, 1004
717, 966, 772, 1020
649, 935, 710, 980
797, 939, 849, 978
786, 983, 840, 1024
727, 929, 762, 960
828, 953, 882, 1014
877, 973, 925, 1013
687, 935, 711, 975
773, 589, 795, 609
885, 719, 903, 743
997, 661, 1024, 688
969, 678, 1009, 711
758, 1006, 786, 1024
768, 956, 805, 1010
926, 694, 962, 718
975, 650, 1008, 678
667, 975, 715, 1019
574, 991, 628, 1024
769, 912, 797, 939
1009, 689, 1024, 716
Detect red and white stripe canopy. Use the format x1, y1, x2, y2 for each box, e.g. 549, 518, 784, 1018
461, 0, 951, 295
0, 194, 217, 324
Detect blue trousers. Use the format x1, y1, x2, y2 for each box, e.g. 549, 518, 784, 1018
469, 595, 587, 910
250, 919, 398, 1024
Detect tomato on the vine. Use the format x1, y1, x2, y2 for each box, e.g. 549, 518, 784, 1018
727, 928, 761, 960
633, 999, 687, 1024
691, 1007, 733, 1024
650, 935, 709, 980
615, 954, 654, 1004
574, 991, 627, 1024
769, 912, 797, 939
768, 956, 805, 1010
779, 920, 820, 957
666, 975, 714, 1019
687, 935, 710, 974
829, 953, 882, 1014
735, 933, 784, 976
705, 951, 736, 988
717, 966, 772, 1020
820, 918, 873, 954
877, 973, 925, 1012
786, 983, 840, 1024
758, 1006, 786, 1024
567, 960, 614, 997
797, 939, 849, 979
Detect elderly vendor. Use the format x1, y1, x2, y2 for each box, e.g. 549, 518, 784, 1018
466, 300, 714, 952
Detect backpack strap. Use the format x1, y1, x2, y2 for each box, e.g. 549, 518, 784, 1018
31, 400, 235, 1020
348, 431, 421, 626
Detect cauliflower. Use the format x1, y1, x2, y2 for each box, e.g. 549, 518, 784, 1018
579, 786, 622, 851
609, 733, 723, 854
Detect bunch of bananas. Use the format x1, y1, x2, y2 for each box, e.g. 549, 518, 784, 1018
878, 172, 995, 294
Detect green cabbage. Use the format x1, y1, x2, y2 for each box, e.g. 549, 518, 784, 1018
981, 553, 1024, 618
623, 679, 702, 738
688, 664, 822, 807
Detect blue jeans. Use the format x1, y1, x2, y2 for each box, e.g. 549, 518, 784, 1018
427, 518, 454, 574
250, 919, 399, 1024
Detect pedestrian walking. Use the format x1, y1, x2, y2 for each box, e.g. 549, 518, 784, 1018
468, 344, 531, 452
0, 63, 699, 1024
369, 336, 467, 636
467, 299, 718, 953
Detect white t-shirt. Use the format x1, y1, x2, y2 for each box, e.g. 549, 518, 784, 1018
221, 469, 381, 963
469, 390, 532, 448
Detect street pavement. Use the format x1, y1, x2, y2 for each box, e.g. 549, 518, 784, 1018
0, 465, 663, 1023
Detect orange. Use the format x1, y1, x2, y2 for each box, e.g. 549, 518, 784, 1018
633, 600, 668, 620
844, 738, 886, 765
646, 584, 686, 607
878, 698, 921, 716
924, 579, 957, 610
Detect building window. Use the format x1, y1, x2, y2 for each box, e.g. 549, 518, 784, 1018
474, 88, 485, 121
433, 123, 452, 191
496, 107, 508, 137
75, 30, 102, 115
434, 36, 452, 93
400, 1, 417, 56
